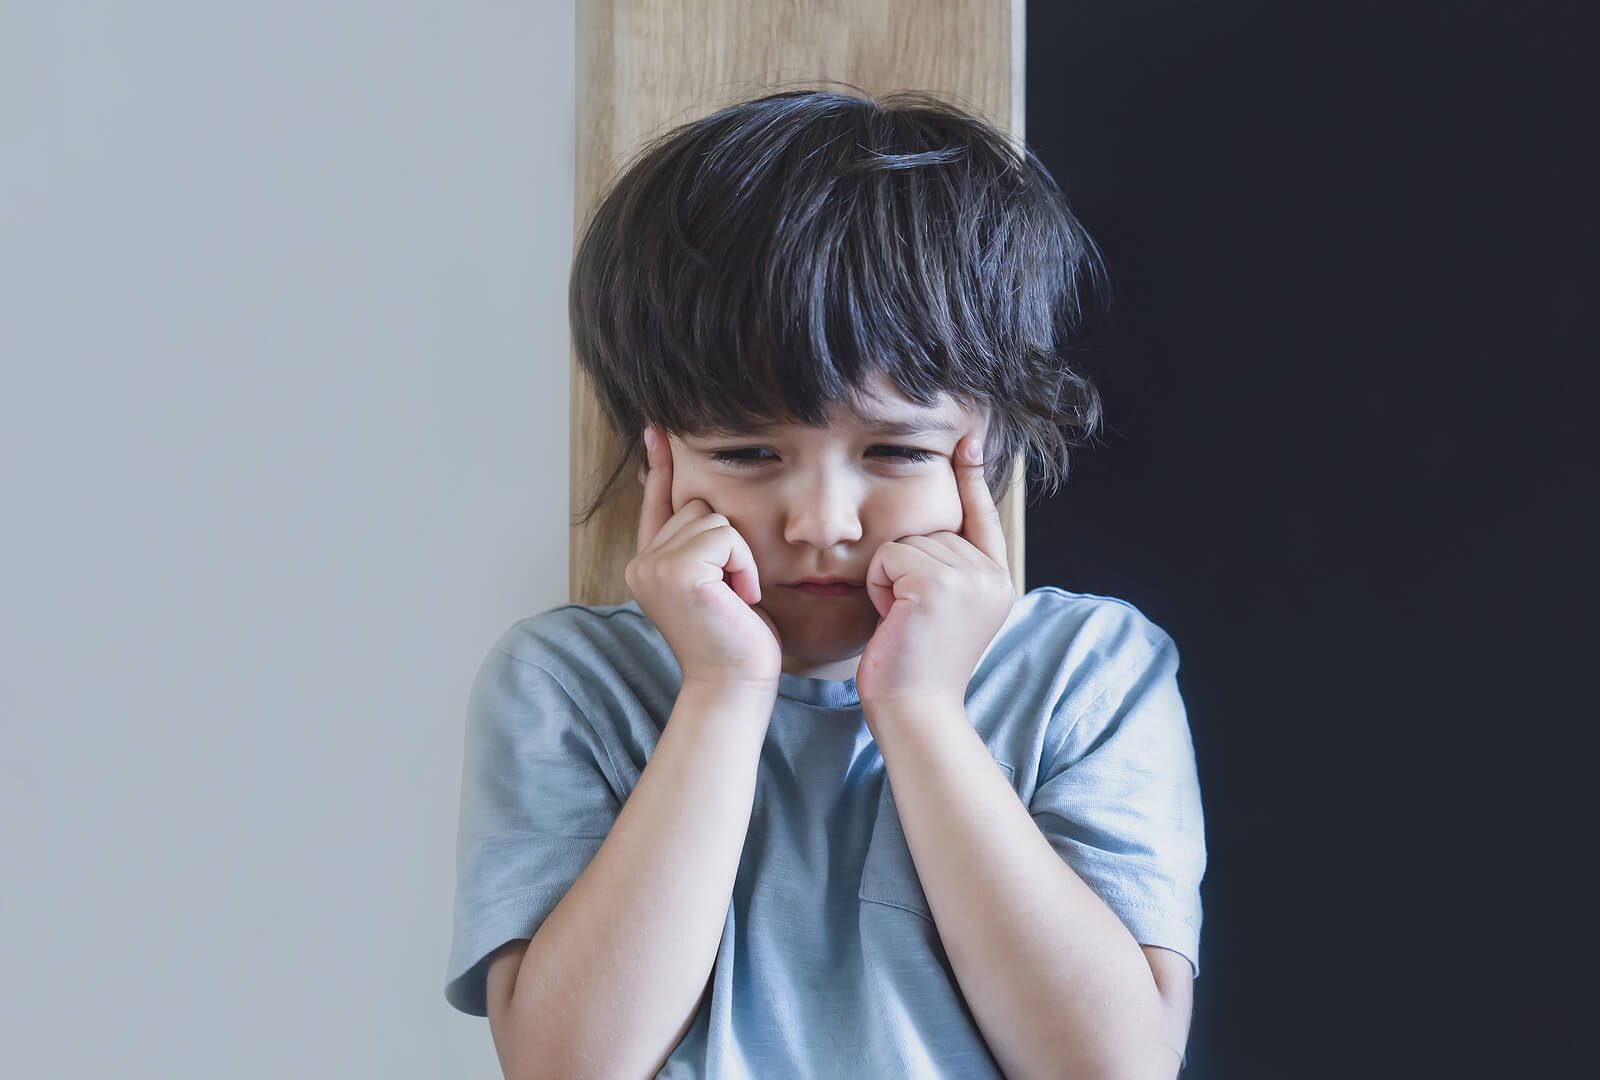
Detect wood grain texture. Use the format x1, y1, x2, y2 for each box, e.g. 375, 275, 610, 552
573, 0, 1027, 605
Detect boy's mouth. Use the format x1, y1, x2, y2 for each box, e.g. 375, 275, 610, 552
789, 580, 864, 596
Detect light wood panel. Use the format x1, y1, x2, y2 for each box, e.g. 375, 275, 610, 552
572, 0, 1026, 605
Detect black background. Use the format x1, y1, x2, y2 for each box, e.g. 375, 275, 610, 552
1025, 2, 1594, 1076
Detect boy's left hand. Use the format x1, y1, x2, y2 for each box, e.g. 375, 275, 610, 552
856, 436, 1017, 716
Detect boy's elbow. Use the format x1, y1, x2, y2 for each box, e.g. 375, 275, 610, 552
485, 943, 601, 1080
1106, 1037, 1183, 1080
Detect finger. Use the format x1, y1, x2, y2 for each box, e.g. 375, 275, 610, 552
864, 540, 899, 619
647, 496, 720, 551
673, 513, 761, 604
635, 425, 674, 554
717, 519, 762, 605
895, 532, 970, 565
954, 436, 1009, 571
865, 539, 941, 617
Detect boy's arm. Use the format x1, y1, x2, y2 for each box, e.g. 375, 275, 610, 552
869, 701, 1190, 1080
484, 680, 773, 1080
1143, 945, 1195, 1069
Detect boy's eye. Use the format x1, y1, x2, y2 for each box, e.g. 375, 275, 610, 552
707, 446, 937, 467
708, 448, 777, 467
870, 446, 938, 463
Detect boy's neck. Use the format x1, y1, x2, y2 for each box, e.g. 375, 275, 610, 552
782, 653, 861, 682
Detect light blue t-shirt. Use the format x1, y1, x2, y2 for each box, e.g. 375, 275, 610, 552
445, 586, 1206, 1076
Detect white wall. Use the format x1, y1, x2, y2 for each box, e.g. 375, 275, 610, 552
0, 3, 572, 1075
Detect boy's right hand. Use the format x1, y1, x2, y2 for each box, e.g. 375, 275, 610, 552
626, 425, 784, 694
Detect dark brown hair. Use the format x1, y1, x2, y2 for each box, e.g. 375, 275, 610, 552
570, 85, 1108, 525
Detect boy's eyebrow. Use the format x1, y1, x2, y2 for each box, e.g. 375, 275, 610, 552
853, 413, 962, 437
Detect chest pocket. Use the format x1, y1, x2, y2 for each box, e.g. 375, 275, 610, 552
857, 756, 1017, 918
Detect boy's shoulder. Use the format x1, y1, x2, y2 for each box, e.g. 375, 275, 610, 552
993, 585, 1180, 691
486, 598, 666, 679
487, 589, 1173, 667
1007, 585, 1176, 653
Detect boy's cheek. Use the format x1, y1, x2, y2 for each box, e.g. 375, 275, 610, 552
919, 478, 965, 535
665, 441, 693, 514
668, 464, 717, 518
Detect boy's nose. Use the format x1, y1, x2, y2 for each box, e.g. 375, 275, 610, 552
781, 477, 865, 549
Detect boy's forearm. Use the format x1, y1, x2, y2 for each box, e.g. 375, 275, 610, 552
499, 681, 774, 1080
867, 701, 1174, 1080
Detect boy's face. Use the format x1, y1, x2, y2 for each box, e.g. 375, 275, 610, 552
664, 370, 991, 681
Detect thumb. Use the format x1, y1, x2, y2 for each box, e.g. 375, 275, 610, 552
955, 435, 1007, 568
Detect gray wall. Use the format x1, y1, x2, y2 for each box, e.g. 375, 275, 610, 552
1, 3, 573, 1075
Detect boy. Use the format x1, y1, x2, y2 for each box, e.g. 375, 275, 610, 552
445, 88, 1205, 1079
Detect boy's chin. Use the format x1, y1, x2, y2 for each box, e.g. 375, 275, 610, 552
771, 597, 874, 640
769, 607, 876, 677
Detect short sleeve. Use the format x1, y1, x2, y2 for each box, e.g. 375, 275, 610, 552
1028, 628, 1207, 977
443, 638, 624, 1016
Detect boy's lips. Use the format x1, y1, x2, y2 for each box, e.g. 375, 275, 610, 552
788, 579, 864, 596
